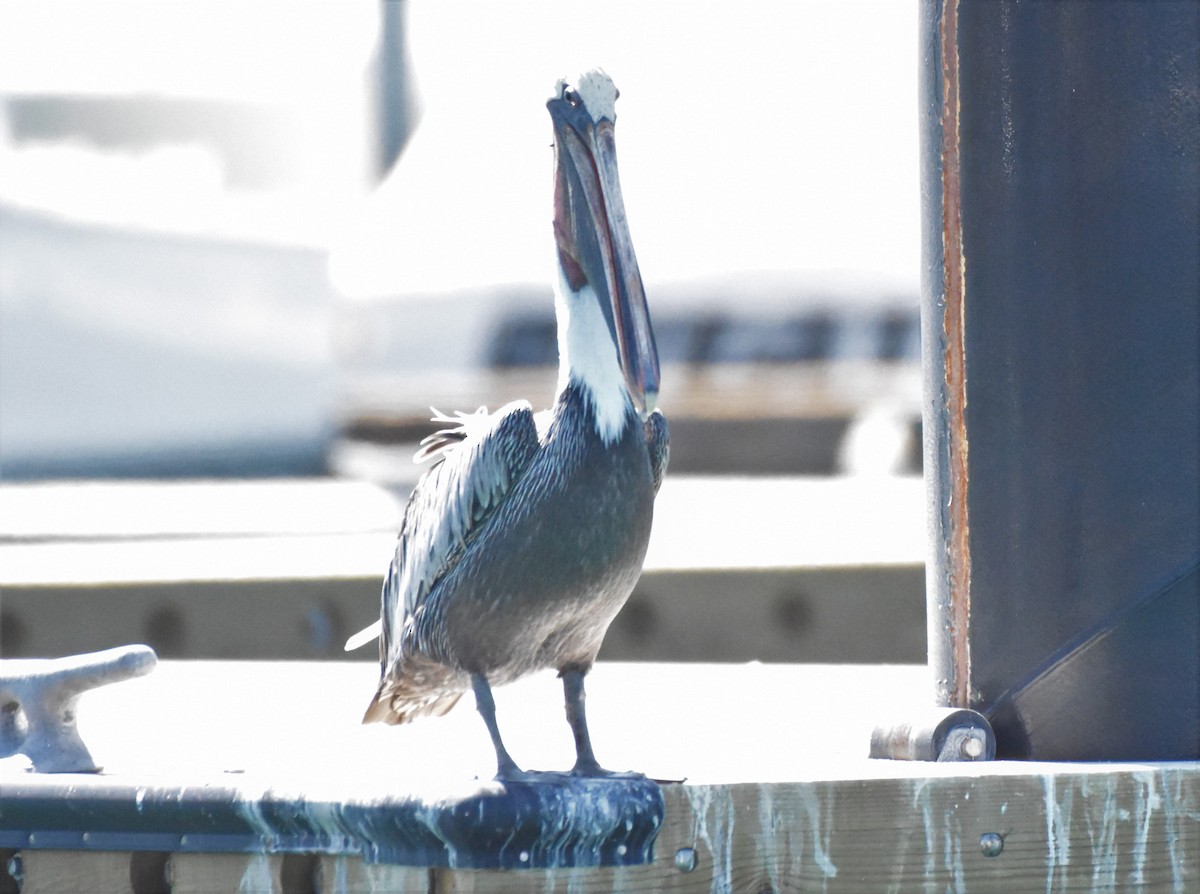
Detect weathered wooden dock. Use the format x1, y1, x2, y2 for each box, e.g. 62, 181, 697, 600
0, 476, 927, 665
1, 661, 1195, 892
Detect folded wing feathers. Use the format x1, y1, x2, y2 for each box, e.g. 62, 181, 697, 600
385, 401, 541, 645
414, 406, 491, 464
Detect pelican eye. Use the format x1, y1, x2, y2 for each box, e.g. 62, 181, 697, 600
564, 88, 581, 108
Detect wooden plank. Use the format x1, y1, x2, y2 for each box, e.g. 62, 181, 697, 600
167, 853, 281, 894
0, 565, 926, 663
343, 361, 922, 432
430, 864, 658, 893
649, 770, 1198, 893
62, 661, 931, 780
0, 478, 926, 662
20, 850, 132, 894
0, 480, 402, 542
0, 477, 925, 585
26, 765, 1178, 893
169, 852, 402, 894
314, 856, 437, 893
16, 851, 379, 894
418, 767, 1200, 892
7, 767, 1198, 892
5, 663, 1195, 891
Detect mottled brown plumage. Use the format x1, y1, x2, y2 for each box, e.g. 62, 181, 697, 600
354, 70, 665, 780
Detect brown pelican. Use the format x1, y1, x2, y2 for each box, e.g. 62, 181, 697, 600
346, 70, 667, 780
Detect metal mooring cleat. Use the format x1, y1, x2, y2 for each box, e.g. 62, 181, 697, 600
0, 645, 157, 773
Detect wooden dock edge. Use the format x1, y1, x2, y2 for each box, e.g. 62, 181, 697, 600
5, 762, 1195, 893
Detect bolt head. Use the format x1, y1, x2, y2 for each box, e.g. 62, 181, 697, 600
979, 832, 1004, 857
961, 734, 985, 759
674, 846, 698, 872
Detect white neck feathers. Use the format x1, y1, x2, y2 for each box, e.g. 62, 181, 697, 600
554, 272, 631, 444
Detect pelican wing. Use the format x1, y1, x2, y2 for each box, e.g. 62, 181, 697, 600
343, 401, 540, 656
380, 400, 540, 662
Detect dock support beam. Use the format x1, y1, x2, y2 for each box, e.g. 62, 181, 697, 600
919, 0, 1199, 759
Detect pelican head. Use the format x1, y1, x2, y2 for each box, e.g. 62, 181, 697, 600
548, 70, 660, 430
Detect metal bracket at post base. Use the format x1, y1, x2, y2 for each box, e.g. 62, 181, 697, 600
870, 707, 996, 762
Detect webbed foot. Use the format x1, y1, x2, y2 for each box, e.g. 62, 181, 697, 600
569, 758, 644, 780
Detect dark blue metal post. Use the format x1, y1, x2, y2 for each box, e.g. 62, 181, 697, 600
920, 0, 1199, 759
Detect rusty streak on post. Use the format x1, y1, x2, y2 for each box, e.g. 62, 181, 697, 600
939, 0, 972, 708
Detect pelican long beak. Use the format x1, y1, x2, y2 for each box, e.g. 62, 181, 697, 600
548, 74, 660, 417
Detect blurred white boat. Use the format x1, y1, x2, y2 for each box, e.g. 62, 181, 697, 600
0, 1, 920, 479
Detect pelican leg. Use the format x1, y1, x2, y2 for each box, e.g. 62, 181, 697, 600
471, 673, 523, 779
562, 668, 610, 776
